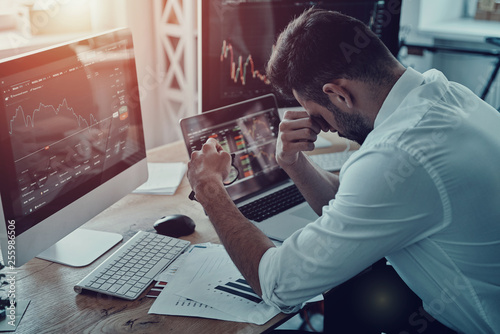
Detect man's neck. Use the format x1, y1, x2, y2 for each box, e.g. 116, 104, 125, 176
359, 64, 407, 125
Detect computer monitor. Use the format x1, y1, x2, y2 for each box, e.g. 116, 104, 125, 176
0, 28, 148, 267
198, 0, 401, 113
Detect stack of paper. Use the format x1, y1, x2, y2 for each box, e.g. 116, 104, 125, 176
148, 245, 280, 325
133, 162, 186, 195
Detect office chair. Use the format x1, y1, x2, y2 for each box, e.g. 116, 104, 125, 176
322, 259, 457, 334
272, 259, 457, 334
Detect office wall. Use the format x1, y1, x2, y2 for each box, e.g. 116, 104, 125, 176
152, 0, 198, 147
124, 0, 168, 150
92, 0, 187, 150
126, 0, 198, 149
399, 0, 500, 110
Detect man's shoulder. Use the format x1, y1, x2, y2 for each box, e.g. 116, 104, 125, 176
341, 143, 427, 183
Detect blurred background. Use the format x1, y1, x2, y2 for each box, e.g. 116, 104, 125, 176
0, 0, 499, 150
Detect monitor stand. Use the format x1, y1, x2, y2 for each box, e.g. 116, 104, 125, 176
37, 228, 123, 267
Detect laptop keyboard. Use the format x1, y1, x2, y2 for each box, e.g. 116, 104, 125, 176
239, 184, 306, 222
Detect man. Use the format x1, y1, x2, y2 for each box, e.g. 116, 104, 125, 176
187, 8, 500, 333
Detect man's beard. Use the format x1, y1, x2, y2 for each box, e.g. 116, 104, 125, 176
326, 102, 373, 145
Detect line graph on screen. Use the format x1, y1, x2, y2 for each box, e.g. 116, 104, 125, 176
220, 40, 271, 86
8, 98, 101, 136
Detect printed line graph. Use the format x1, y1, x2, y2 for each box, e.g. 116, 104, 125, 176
220, 40, 270, 86
8, 98, 99, 135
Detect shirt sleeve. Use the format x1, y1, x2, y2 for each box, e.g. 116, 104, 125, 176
259, 146, 447, 312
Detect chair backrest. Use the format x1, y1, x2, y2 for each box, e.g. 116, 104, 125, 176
323, 258, 457, 333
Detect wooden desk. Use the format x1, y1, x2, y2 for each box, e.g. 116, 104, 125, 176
10, 133, 352, 333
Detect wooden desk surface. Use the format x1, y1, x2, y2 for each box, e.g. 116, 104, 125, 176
10, 133, 352, 333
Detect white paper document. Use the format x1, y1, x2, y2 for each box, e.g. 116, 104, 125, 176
133, 162, 186, 195
175, 250, 280, 325
149, 246, 280, 324
149, 245, 243, 321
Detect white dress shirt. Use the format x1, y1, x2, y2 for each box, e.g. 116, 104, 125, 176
259, 67, 500, 333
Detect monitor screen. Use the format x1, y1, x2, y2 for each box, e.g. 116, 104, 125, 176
198, 0, 390, 112
0, 28, 148, 267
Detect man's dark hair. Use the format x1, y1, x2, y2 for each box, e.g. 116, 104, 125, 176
266, 8, 398, 107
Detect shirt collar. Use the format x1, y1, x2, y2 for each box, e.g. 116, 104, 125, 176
374, 67, 425, 128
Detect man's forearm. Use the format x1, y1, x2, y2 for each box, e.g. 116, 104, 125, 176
282, 152, 340, 215
195, 180, 275, 296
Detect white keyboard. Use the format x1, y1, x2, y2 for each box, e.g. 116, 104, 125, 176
308, 150, 355, 171
74, 231, 190, 300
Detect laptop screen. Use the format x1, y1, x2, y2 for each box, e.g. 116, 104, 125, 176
180, 94, 289, 202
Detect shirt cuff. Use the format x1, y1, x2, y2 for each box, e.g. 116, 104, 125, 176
258, 246, 302, 313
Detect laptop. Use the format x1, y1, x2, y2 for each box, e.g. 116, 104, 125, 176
179, 94, 318, 241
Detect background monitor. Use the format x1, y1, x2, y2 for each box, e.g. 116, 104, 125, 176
198, 0, 401, 113
0, 28, 148, 267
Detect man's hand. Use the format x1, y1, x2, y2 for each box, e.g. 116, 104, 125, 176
276, 110, 329, 168
187, 138, 231, 202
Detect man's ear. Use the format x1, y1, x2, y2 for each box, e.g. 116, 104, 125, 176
322, 82, 353, 109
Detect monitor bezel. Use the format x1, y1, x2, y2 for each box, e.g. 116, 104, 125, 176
0, 28, 148, 267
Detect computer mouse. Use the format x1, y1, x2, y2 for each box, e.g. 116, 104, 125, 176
153, 214, 195, 238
